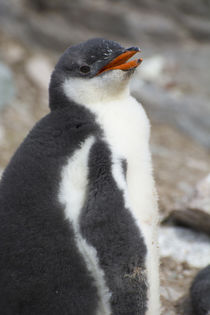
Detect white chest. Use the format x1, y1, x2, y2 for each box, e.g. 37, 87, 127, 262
93, 96, 149, 157
86, 96, 157, 225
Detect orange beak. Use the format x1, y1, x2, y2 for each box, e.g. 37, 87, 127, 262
98, 49, 143, 75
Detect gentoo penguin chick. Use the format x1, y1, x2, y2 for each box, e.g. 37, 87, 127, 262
0, 38, 160, 315
190, 265, 210, 315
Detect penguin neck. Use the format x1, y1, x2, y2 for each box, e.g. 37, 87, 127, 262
63, 71, 131, 107
49, 79, 72, 111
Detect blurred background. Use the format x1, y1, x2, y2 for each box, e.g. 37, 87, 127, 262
0, 0, 210, 314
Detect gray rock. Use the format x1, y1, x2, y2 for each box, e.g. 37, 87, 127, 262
24, 0, 210, 19
163, 208, 210, 237
188, 174, 210, 214
0, 62, 16, 109
25, 56, 52, 90
183, 15, 210, 41
159, 226, 210, 268
163, 174, 210, 235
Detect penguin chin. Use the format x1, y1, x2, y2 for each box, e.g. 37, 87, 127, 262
98, 68, 133, 88
63, 69, 132, 106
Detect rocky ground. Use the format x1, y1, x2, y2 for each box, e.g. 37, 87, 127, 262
0, 1, 210, 313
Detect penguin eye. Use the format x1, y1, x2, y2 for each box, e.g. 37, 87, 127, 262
80, 65, 90, 74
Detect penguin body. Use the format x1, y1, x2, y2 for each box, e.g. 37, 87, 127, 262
0, 38, 159, 315
190, 265, 210, 315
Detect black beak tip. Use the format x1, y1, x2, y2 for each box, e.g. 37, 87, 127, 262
127, 46, 141, 53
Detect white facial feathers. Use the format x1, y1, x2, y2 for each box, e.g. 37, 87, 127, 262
63, 70, 130, 106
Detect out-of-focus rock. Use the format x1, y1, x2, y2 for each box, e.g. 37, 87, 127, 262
159, 226, 210, 268
1, 0, 210, 50
163, 208, 210, 236
138, 55, 165, 82
161, 285, 183, 302
188, 174, 210, 213
183, 15, 210, 41
25, 56, 52, 90
0, 124, 5, 143
163, 174, 210, 235
6, 43, 25, 64
0, 62, 16, 109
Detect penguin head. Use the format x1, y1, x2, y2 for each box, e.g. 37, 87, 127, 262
49, 38, 142, 109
